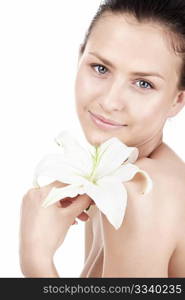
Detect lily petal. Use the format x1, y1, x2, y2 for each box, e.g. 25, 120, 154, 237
55, 131, 93, 175
85, 178, 128, 230
124, 148, 140, 164
111, 162, 153, 194
33, 153, 85, 187
136, 169, 153, 194
109, 163, 141, 181
32, 131, 153, 231
42, 183, 85, 208
95, 137, 139, 178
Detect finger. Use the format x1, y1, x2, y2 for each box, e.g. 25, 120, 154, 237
43, 180, 68, 190
59, 197, 92, 221
35, 181, 69, 203
57, 196, 79, 208
64, 194, 92, 218
76, 211, 89, 222
59, 196, 91, 210
59, 198, 73, 208
72, 219, 78, 225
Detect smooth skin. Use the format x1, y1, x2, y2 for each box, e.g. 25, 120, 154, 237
76, 13, 185, 277
19, 181, 94, 277
20, 12, 185, 277
75, 12, 185, 157
81, 152, 185, 277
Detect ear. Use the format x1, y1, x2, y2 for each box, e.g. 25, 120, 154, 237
167, 90, 185, 118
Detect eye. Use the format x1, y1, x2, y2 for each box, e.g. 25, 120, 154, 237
135, 80, 154, 89
90, 64, 108, 75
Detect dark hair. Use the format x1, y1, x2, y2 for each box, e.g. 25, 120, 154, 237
80, 0, 185, 90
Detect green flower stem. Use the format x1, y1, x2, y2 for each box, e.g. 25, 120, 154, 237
85, 204, 91, 211
88, 146, 100, 183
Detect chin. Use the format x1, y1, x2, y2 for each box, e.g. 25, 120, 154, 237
82, 127, 126, 147
81, 125, 107, 145
83, 130, 106, 147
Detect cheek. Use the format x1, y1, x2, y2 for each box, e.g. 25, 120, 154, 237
75, 71, 94, 105
133, 99, 167, 130
75, 68, 104, 109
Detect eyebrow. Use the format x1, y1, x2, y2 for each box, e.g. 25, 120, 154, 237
88, 51, 165, 80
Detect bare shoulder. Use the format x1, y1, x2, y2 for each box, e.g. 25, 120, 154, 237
135, 142, 185, 235
101, 142, 185, 277
135, 142, 185, 204
150, 143, 185, 277
148, 142, 185, 181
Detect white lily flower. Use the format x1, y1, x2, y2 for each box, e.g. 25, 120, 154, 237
33, 131, 153, 230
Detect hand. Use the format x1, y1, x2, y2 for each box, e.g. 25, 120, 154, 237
19, 180, 94, 276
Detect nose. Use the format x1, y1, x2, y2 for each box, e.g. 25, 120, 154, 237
98, 80, 126, 112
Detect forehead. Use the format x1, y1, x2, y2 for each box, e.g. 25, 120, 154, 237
85, 13, 181, 78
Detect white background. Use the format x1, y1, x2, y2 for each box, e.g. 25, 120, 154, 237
0, 0, 184, 277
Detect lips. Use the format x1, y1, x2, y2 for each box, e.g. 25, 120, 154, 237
89, 111, 126, 126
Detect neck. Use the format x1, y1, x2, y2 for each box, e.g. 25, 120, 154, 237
134, 131, 163, 160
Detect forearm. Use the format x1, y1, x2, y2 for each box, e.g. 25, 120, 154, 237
23, 260, 59, 278
20, 250, 60, 278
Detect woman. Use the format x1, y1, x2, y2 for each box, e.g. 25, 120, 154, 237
20, 0, 185, 277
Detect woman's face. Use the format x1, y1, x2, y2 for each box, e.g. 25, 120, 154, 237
75, 13, 182, 147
